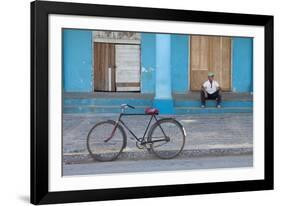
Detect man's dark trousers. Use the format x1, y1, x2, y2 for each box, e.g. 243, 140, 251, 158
201, 90, 222, 106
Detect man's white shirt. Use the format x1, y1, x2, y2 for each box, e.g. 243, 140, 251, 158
203, 80, 219, 94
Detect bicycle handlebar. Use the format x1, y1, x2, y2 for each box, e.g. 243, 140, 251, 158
127, 104, 135, 109
120, 104, 135, 110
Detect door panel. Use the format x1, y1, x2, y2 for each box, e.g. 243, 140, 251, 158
190, 36, 210, 71
221, 37, 231, 90
115, 45, 140, 91
190, 35, 231, 91
94, 43, 115, 91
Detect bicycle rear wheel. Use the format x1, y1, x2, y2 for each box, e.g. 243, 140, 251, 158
87, 120, 126, 162
147, 118, 186, 159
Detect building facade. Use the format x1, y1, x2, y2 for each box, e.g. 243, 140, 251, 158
63, 29, 253, 114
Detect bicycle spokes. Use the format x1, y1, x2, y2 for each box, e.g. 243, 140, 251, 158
148, 119, 186, 159
87, 121, 126, 162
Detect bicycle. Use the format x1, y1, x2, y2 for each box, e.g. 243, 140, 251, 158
87, 104, 186, 161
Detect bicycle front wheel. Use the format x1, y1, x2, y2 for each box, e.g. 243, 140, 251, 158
87, 120, 126, 162
148, 118, 186, 159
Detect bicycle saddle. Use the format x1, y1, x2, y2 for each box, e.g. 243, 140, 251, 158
145, 107, 159, 115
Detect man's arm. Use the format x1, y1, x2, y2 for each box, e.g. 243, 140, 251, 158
201, 85, 208, 97
216, 82, 221, 93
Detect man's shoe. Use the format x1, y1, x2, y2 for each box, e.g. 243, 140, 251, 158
217, 104, 221, 108
201, 105, 205, 108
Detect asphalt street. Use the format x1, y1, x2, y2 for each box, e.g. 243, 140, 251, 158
63, 155, 253, 176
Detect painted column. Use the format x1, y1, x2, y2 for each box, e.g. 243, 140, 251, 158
153, 34, 174, 114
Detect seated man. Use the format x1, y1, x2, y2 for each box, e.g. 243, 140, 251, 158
201, 72, 222, 108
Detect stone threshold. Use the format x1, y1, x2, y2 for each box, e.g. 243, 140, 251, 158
64, 92, 253, 101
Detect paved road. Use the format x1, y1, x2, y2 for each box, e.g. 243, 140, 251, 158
63, 155, 253, 176
63, 113, 253, 155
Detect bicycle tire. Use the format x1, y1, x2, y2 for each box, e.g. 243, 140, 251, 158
87, 120, 126, 162
147, 118, 186, 159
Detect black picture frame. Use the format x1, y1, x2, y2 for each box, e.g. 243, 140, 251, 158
31, 0, 274, 204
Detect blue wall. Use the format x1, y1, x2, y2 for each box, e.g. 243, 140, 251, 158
63, 29, 92, 92
171, 34, 189, 93
140, 33, 156, 93
232, 37, 253, 92
62, 30, 253, 94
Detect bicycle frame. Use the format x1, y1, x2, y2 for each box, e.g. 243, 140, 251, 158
118, 113, 158, 143
104, 112, 168, 144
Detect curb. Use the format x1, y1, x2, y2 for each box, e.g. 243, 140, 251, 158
64, 147, 253, 164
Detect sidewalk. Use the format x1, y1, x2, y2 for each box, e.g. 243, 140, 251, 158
63, 113, 253, 164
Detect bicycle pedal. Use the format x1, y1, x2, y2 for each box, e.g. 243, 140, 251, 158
136, 142, 145, 149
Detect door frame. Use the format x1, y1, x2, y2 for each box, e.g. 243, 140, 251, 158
188, 35, 233, 92
92, 42, 142, 92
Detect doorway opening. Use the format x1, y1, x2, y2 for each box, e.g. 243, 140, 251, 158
93, 31, 141, 92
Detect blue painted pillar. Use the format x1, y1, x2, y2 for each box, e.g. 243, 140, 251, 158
153, 34, 174, 114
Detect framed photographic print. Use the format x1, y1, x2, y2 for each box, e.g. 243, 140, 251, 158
31, 0, 274, 204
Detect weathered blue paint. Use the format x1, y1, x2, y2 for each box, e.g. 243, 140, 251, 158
64, 98, 153, 106
232, 37, 253, 92
174, 107, 253, 115
153, 98, 174, 114
63, 97, 253, 114
171, 34, 189, 93
154, 34, 174, 114
174, 100, 253, 107
64, 97, 252, 108
63, 29, 92, 92
64, 106, 150, 114
64, 106, 252, 114
140, 33, 156, 93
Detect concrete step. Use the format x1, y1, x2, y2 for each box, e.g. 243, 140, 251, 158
173, 92, 253, 101
64, 98, 153, 106
63, 93, 253, 114
64, 92, 253, 101
64, 105, 252, 114
64, 105, 149, 114
65, 98, 252, 107
64, 92, 154, 99
175, 107, 253, 114
174, 100, 253, 107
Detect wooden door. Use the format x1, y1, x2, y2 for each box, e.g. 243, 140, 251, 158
94, 43, 116, 91
190, 35, 231, 91
115, 45, 140, 91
